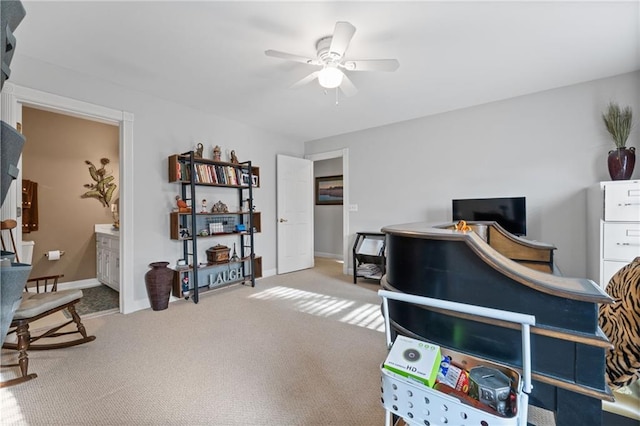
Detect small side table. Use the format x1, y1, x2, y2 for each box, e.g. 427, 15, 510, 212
353, 232, 386, 283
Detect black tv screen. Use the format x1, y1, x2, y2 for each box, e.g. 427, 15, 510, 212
452, 197, 526, 236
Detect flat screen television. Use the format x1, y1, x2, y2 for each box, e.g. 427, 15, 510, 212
452, 196, 526, 236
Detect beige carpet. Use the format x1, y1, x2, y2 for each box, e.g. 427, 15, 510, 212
1, 258, 554, 425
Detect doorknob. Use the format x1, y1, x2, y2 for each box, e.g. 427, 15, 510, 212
279, 218, 288, 223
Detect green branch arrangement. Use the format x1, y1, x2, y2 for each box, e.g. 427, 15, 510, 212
82, 158, 117, 207
602, 102, 633, 149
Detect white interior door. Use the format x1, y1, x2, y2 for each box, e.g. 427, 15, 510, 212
277, 154, 313, 274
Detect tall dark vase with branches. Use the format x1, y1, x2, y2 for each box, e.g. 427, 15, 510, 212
602, 102, 635, 180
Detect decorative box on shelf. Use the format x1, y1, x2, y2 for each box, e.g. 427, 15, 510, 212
206, 244, 230, 264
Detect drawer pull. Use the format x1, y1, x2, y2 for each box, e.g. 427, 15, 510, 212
618, 202, 640, 207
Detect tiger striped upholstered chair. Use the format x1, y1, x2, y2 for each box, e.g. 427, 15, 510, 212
599, 257, 640, 389
599, 257, 640, 422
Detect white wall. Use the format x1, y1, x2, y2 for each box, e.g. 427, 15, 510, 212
8, 52, 639, 295
9, 55, 303, 310
313, 157, 343, 258
305, 71, 640, 278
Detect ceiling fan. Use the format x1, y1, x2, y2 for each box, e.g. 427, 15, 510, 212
265, 21, 399, 97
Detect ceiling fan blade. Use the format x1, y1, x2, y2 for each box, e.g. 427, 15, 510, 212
265, 50, 319, 65
342, 59, 400, 72
290, 71, 319, 89
339, 74, 358, 97
329, 21, 356, 58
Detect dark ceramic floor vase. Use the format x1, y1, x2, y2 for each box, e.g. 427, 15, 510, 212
144, 262, 174, 311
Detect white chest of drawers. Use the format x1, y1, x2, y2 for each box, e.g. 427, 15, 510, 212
587, 180, 640, 287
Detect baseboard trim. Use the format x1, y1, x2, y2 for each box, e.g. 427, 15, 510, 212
125, 298, 151, 314
262, 268, 277, 278
314, 252, 342, 260
57, 278, 101, 290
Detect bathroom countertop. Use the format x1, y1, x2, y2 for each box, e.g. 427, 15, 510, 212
95, 224, 120, 237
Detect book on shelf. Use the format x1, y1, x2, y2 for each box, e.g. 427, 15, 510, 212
197, 165, 203, 183
214, 166, 224, 184
176, 162, 191, 182
357, 239, 384, 256
227, 166, 237, 185
223, 166, 229, 184
172, 156, 255, 188
192, 165, 199, 183
356, 263, 381, 277
209, 166, 219, 183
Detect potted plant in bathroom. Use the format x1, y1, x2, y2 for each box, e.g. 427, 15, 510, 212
602, 102, 635, 180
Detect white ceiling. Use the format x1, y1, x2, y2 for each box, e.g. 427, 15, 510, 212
12, 1, 640, 142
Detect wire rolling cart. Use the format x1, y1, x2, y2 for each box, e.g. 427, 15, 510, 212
378, 290, 536, 426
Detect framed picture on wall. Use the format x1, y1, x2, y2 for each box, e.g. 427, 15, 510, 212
315, 175, 343, 205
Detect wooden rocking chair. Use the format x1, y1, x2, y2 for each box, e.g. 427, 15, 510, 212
1, 274, 96, 388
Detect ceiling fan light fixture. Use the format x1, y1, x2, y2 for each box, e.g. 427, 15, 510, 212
318, 65, 344, 89
265, 21, 399, 97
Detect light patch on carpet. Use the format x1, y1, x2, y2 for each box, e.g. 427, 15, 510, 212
339, 302, 386, 331
249, 286, 385, 332
0, 391, 25, 424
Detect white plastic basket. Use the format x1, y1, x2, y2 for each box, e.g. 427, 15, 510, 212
378, 290, 535, 426
381, 366, 523, 426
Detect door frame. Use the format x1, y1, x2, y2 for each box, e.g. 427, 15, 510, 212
1, 83, 134, 313
305, 148, 349, 275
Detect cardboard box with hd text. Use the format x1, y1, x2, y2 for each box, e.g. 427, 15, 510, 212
383, 335, 441, 388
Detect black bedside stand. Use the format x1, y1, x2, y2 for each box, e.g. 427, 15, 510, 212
352, 232, 386, 283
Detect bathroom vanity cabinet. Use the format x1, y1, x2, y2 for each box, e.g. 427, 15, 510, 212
95, 225, 119, 292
